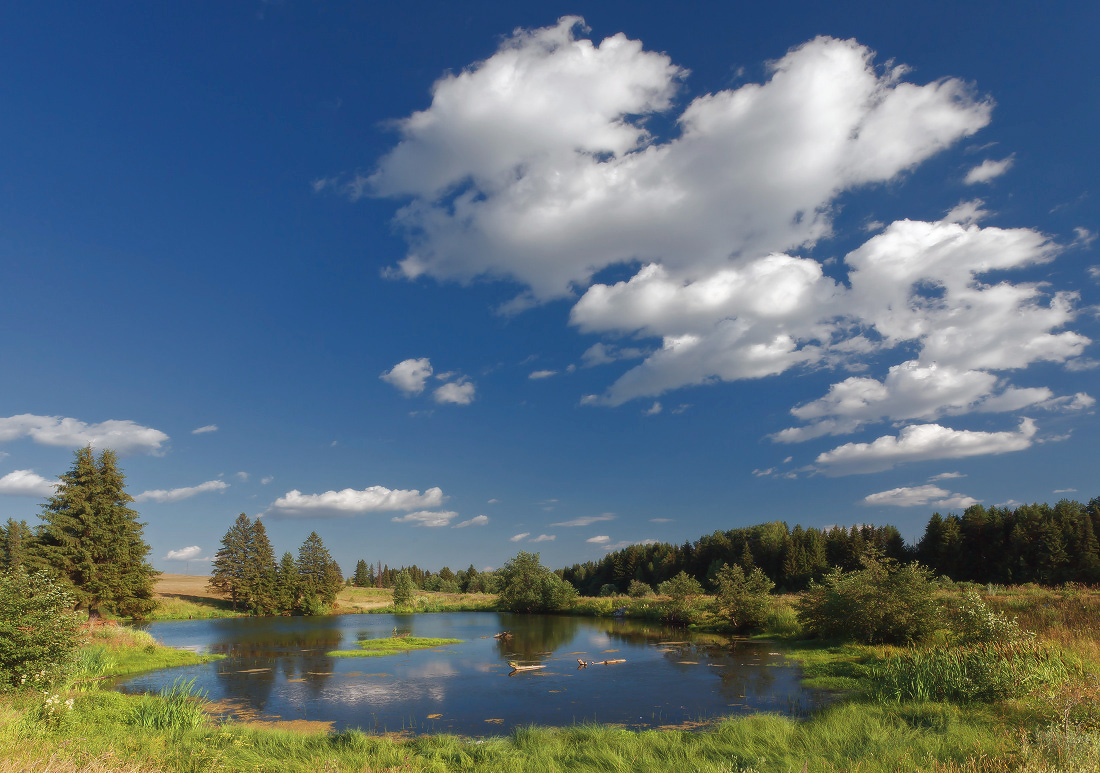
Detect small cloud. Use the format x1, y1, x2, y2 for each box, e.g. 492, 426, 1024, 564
454, 514, 489, 528
135, 480, 229, 504
487, 498, 499, 504
331, 440, 338, 447
752, 468, 774, 477
1053, 488, 1077, 494
581, 342, 648, 367
671, 404, 692, 414
261, 476, 274, 485
782, 456, 793, 464
381, 358, 433, 396
964, 156, 1014, 185
1071, 228, 1096, 249
644, 401, 662, 416
943, 199, 989, 225
163, 546, 209, 561
509, 532, 530, 542
530, 534, 556, 542
434, 378, 476, 405
863, 219, 885, 232
649, 518, 672, 523
1087, 264, 1100, 281
0, 469, 58, 497
191, 424, 218, 435
235, 472, 249, 482
529, 370, 557, 380
390, 510, 459, 527
551, 514, 614, 527
603, 538, 658, 551
862, 484, 977, 509
928, 472, 966, 482
586, 535, 610, 544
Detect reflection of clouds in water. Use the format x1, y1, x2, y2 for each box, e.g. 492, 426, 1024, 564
587, 632, 612, 648
319, 659, 458, 707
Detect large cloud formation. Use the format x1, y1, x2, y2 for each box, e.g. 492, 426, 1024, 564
267, 484, 446, 518
0, 414, 169, 455
365, 18, 1091, 473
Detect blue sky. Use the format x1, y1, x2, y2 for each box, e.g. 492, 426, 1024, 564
2, 1, 1097, 575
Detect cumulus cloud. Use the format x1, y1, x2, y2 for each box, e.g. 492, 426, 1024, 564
0, 414, 169, 455
191, 424, 218, 435
391, 510, 459, 527
586, 535, 611, 544
381, 358, 434, 396
361, 21, 1086, 466
862, 484, 978, 509
529, 370, 557, 380
964, 156, 1014, 184
530, 534, 556, 542
134, 480, 230, 503
551, 514, 615, 527
0, 469, 57, 497
815, 418, 1038, 475
509, 532, 530, 542
454, 514, 489, 528
644, 402, 663, 415
261, 476, 274, 485
163, 546, 209, 561
268, 485, 445, 518
434, 379, 476, 405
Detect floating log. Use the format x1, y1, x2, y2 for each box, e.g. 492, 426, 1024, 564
508, 661, 546, 672
578, 658, 626, 667
493, 631, 513, 640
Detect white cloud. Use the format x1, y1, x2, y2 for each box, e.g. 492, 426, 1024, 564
268, 485, 445, 518
862, 484, 978, 509
649, 518, 672, 523
586, 535, 610, 544
434, 379, 476, 405
261, 476, 273, 485
0, 469, 57, 497
643, 401, 663, 416
163, 546, 208, 561
943, 199, 989, 225
964, 156, 1014, 184
135, 480, 230, 504
529, 370, 557, 380
381, 358, 434, 396
1053, 488, 1077, 494
816, 418, 1037, 475
235, 472, 249, 481
454, 515, 489, 528
0, 414, 169, 455
191, 424, 218, 435
1070, 228, 1096, 249
530, 534, 556, 542
487, 498, 499, 504
581, 342, 647, 367
551, 513, 615, 527
603, 538, 658, 551
509, 532, 530, 542
391, 510, 459, 527
928, 472, 965, 482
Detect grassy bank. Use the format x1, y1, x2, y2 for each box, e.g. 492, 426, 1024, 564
3, 586, 1098, 772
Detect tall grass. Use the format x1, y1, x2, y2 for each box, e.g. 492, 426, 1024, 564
127, 678, 208, 731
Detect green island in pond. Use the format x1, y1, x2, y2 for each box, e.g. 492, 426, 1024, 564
326, 636, 463, 657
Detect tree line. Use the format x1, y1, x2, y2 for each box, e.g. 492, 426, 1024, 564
560, 496, 1100, 595
346, 560, 500, 594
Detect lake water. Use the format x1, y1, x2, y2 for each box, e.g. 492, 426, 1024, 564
117, 612, 830, 736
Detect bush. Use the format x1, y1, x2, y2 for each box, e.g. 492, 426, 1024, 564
714, 563, 774, 632
497, 552, 577, 613
798, 553, 940, 645
392, 571, 416, 609
0, 568, 84, 689
627, 580, 654, 598
658, 571, 705, 625
944, 590, 1023, 645
598, 583, 619, 597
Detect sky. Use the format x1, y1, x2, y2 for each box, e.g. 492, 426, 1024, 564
1, 1, 1097, 576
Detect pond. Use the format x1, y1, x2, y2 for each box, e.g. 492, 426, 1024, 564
117, 612, 831, 736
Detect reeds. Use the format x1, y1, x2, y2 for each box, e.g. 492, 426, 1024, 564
126, 678, 208, 731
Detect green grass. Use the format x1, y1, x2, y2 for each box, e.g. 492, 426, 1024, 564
327, 636, 463, 657
148, 595, 242, 621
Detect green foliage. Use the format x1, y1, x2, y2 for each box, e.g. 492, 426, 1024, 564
127, 678, 208, 731
658, 570, 705, 625
1, 518, 32, 571
597, 583, 619, 597
497, 551, 578, 613
391, 570, 416, 609
327, 636, 463, 657
0, 567, 84, 690
798, 553, 940, 644
275, 551, 301, 613
31, 447, 158, 619
297, 531, 341, 606
209, 514, 280, 614
714, 563, 775, 631
944, 590, 1023, 645
627, 579, 654, 598
209, 513, 253, 611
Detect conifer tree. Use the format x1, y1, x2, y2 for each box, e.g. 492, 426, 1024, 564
296, 531, 339, 606
1, 518, 32, 571
32, 447, 158, 619
275, 551, 300, 613
353, 559, 370, 587
247, 519, 278, 614
209, 514, 253, 611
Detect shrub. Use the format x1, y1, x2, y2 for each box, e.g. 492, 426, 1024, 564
0, 568, 84, 689
598, 583, 619, 597
714, 563, 775, 632
627, 580, 655, 598
658, 571, 705, 625
497, 552, 577, 613
798, 553, 940, 644
392, 571, 416, 609
944, 590, 1023, 645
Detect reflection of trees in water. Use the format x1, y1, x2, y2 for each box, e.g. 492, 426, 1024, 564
213, 617, 344, 710
494, 614, 582, 661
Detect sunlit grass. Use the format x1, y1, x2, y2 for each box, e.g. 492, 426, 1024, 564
327, 636, 463, 657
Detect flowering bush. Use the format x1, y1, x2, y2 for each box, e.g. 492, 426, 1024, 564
0, 568, 85, 689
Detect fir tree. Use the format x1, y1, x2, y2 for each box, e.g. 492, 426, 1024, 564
297, 532, 338, 606
32, 447, 158, 619
209, 514, 253, 611
247, 519, 278, 614
1, 518, 32, 571
353, 559, 370, 587
275, 551, 300, 613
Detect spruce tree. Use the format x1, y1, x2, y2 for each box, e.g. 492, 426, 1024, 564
275, 551, 300, 613
209, 513, 253, 611
1, 518, 32, 571
247, 519, 278, 614
296, 532, 338, 607
32, 446, 158, 619
353, 559, 370, 587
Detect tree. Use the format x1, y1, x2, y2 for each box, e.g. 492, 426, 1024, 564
714, 563, 774, 631
1, 519, 32, 571
209, 514, 253, 611
392, 570, 416, 609
275, 551, 300, 613
497, 551, 577, 613
297, 532, 339, 609
353, 559, 371, 587
247, 519, 278, 614
32, 447, 158, 619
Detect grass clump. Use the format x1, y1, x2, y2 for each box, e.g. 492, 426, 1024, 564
127, 678, 207, 731
327, 636, 463, 657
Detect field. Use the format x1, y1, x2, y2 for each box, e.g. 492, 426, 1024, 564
1, 584, 1098, 771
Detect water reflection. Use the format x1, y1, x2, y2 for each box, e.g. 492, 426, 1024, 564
119, 612, 832, 735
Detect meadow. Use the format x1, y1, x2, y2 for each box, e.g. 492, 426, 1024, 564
1, 581, 1098, 772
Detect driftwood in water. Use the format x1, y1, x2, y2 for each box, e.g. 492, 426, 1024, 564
508, 661, 546, 672
577, 658, 626, 667
493, 631, 513, 640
